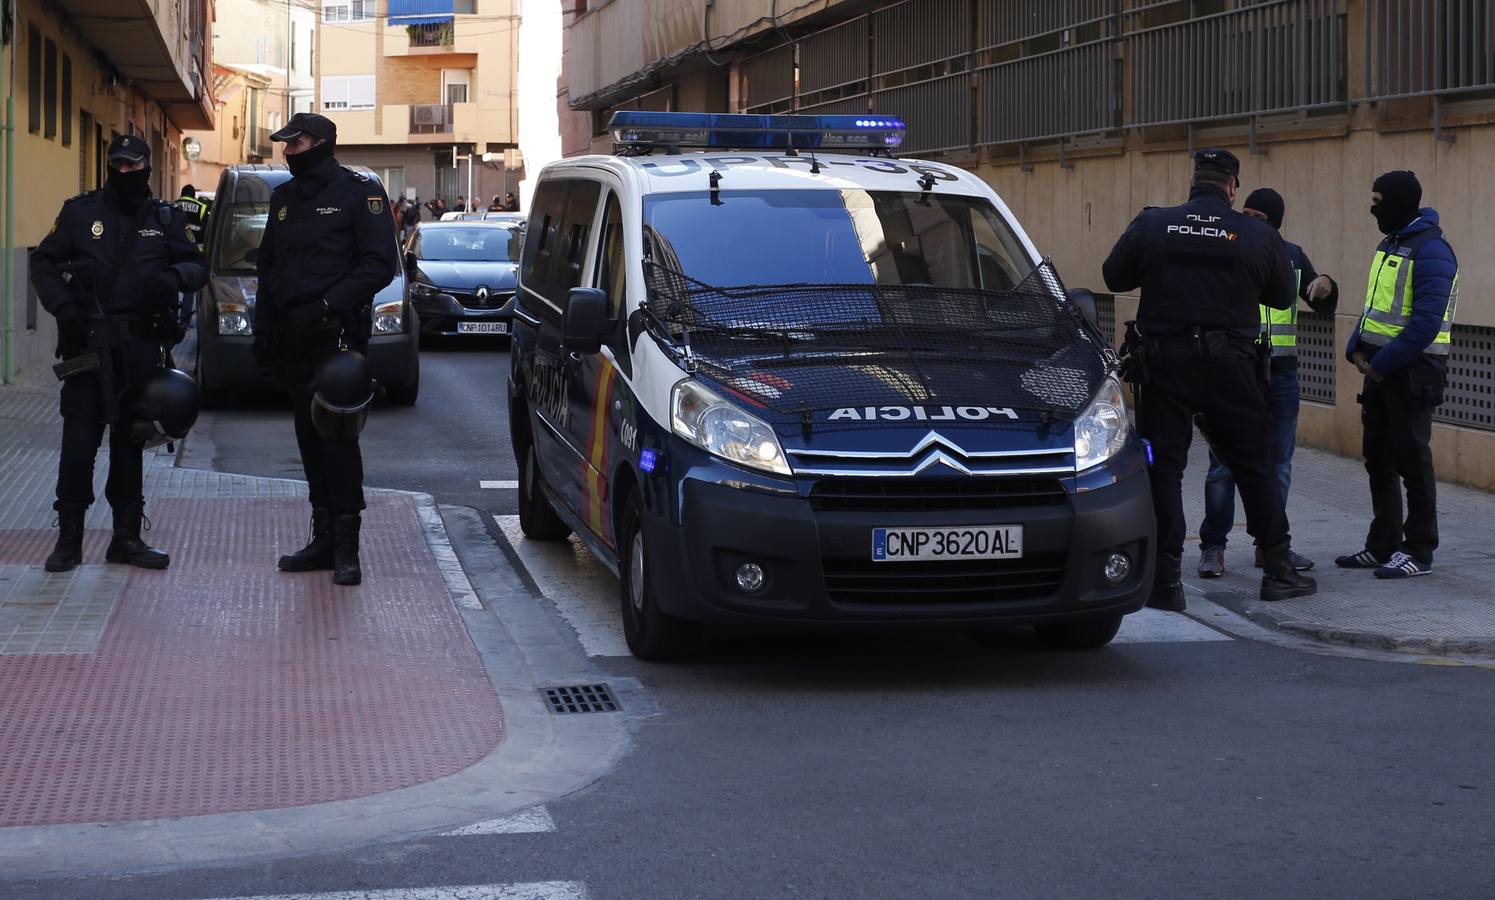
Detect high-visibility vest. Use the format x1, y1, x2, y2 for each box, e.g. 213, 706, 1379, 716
1357, 230, 1456, 356
1258, 270, 1301, 357
175, 195, 209, 249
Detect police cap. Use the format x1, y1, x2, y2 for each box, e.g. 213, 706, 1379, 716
1194, 148, 1240, 181
270, 112, 337, 143
107, 134, 150, 165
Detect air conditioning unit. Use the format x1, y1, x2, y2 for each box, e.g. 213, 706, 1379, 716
413, 105, 444, 125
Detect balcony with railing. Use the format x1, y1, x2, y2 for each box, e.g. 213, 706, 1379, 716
410, 103, 454, 134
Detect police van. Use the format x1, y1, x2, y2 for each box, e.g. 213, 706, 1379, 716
501, 113, 1154, 659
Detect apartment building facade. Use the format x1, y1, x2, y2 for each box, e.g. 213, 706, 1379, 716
315, 0, 521, 207
1, 0, 215, 382
563, 0, 1495, 489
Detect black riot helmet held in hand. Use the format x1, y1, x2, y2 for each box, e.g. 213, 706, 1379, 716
129, 369, 201, 448
311, 351, 375, 440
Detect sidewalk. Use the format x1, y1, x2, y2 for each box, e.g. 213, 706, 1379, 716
1178, 434, 1495, 658
0, 376, 503, 829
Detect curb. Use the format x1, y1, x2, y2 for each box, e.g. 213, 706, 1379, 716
0, 484, 631, 880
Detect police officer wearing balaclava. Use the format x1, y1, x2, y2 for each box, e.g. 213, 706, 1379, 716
253, 112, 398, 586
1338, 171, 1458, 579
1103, 149, 1316, 610
30, 135, 206, 572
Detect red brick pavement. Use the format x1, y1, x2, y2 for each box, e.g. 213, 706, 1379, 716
0, 495, 503, 827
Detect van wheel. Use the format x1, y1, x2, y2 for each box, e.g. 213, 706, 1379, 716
1034, 615, 1123, 651
518, 440, 570, 541
618, 492, 698, 661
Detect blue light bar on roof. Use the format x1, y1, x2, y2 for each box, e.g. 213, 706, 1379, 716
608, 112, 906, 152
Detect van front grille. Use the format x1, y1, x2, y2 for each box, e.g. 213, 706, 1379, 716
823, 554, 1067, 606
808, 477, 1068, 512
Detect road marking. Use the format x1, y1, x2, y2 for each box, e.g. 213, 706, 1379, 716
496, 515, 630, 657
441, 805, 556, 836
497, 514, 1230, 651
481, 480, 520, 489
202, 883, 588, 900
1113, 608, 1231, 643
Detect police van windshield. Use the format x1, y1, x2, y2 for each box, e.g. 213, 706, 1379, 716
412, 225, 522, 262
213, 203, 268, 274
643, 189, 1033, 290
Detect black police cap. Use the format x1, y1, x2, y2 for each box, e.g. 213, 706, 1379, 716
270, 112, 337, 143
107, 134, 150, 165
1194, 148, 1240, 180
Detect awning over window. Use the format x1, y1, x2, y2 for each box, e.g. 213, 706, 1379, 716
388, 0, 453, 26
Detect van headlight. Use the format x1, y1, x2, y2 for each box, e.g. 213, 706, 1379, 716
217, 300, 252, 335
671, 380, 791, 476
1073, 376, 1129, 471
372, 300, 404, 334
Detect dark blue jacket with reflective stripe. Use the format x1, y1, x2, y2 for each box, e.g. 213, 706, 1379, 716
1346, 207, 1457, 375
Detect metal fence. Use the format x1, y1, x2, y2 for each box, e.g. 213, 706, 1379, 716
740, 43, 795, 113
1125, 0, 1346, 127
1297, 310, 1337, 405
1436, 325, 1495, 432
1361, 0, 1495, 101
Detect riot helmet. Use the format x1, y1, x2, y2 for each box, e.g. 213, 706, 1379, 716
311, 350, 375, 440
130, 369, 201, 448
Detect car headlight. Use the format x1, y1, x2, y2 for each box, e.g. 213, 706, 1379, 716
410, 281, 440, 299
671, 379, 791, 476
1073, 376, 1130, 471
217, 300, 252, 335
372, 299, 404, 335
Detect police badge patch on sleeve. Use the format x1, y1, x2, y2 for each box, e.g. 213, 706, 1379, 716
367, 196, 383, 214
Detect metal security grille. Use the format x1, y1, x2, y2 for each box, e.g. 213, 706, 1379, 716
798, 16, 870, 102
875, 74, 971, 153
1297, 310, 1337, 404
1125, 0, 1347, 127
1362, 0, 1495, 100
1435, 325, 1495, 431
740, 42, 796, 113
542, 684, 619, 714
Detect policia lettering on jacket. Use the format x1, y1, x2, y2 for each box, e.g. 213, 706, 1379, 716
1103, 148, 1316, 610
252, 112, 398, 587
30, 134, 208, 573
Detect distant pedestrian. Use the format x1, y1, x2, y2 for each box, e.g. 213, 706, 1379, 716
503, 192, 519, 212
1337, 171, 1458, 579
487, 194, 503, 212
1197, 187, 1339, 579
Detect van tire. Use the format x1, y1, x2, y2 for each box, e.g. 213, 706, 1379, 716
518, 440, 570, 541
618, 492, 698, 661
1034, 614, 1123, 651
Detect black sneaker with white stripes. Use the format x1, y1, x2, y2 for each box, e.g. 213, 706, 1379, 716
1374, 551, 1432, 579
1334, 549, 1384, 569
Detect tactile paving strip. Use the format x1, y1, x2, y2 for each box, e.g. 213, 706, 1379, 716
0, 494, 503, 827
0, 564, 128, 655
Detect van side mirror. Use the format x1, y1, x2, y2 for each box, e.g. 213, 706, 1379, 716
1067, 288, 1099, 328
403, 251, 417, 271
563, 287, 609, 355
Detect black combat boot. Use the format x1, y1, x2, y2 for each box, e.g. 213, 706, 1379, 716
1146, 552, 1186, 612
104, 504, 170, 570
278, 507, 335, 572
332, 513, 362, 586
1260, 543, 1316, 601
44, 508, 87, 573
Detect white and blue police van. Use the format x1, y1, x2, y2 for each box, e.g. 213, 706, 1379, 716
500, 112, 1154, 659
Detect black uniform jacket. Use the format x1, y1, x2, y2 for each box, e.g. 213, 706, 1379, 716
1102, 186, 1297, 335
31, 187, 206, 318
253, 156, 398, 355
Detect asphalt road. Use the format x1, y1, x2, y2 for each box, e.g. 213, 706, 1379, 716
13, 344, 1495, 899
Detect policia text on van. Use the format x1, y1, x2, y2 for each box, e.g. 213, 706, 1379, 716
501, 113, 1157, 659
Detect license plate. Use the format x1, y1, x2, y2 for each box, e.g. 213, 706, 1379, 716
457, 321, 507, 334
871, 525, 1023, 562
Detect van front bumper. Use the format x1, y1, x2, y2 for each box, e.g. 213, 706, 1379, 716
644, 457, 1155, 630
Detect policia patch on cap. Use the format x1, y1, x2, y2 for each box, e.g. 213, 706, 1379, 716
367, 196, 383, 214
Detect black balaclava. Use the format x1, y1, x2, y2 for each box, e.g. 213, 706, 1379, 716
1371, 170, 1422, 235
1244, 187, 1285, 230
286, 138, 336, 178
106, 166, 152, 211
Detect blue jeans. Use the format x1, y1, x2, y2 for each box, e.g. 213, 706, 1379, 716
1199, 358, 1300, 549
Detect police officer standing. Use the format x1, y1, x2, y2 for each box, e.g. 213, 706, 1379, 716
253, 112, 398, 586
30, 134, 206, 572
174, 184, 210, 251
1102, 149, 1316, 609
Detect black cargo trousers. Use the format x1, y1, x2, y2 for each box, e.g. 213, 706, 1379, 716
55, 337, 163, 514
1135, 328, 1290, 561
1359, 362, 1443, 565
277, 338, 366, 516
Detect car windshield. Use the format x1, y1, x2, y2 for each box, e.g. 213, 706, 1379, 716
413, 226, 521, 262
642, 189, 1033, 290
212, 203, 269, 274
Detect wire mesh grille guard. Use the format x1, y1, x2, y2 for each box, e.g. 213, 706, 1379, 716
640, 260, 1107, 430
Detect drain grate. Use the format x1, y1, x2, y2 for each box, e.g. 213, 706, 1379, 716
542, 684, 620, 714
